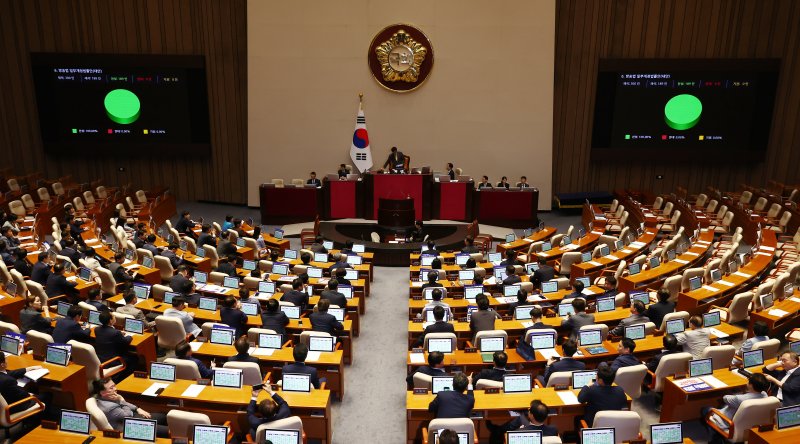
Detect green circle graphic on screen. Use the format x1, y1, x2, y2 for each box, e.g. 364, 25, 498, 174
664, 94, 702, 130
104, 89, 141, 125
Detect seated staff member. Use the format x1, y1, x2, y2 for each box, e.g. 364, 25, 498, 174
337, 163, 349, 178
516, 176, 530, 188
310, 299, 344, 335
283, 344, 320, 389
496, 176, 510, 189
762, 351, 800, 406
577, 366, 627, 426
487, 400, 558, 444
461, 236, 481, 254
477, 176, 492, 189
428, 372, 474, 418
246, 383, 291, 439
414, 306, 455, 348
383, 146, 405, 172
93, 378, 169, 438
307, 172, 322, 187
445, 163, 456, 180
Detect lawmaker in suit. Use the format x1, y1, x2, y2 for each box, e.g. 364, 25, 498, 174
246, 383, 291, 439
383, 146, 405, 172
45, 263, 78, 301
306, 171, 322, 187
261, 299, 290, 335
609, 300, 650, 337
644, 334, 682, 385
52, 305, 91, 344
283, 344, 320, 389
762, 351, 800, 406
281, 278, 309, 310
220, 296, 248, 339
702, 373, 769, 443
163, 296, 201, 337
228, 336, 259, 364
309, 299, 343, 335
169, 266, 192, 292
577, 366, 627, 426
502, 265, 521, 286
428, 372, 474, 418
599, 337, 641, 373
414, 306, 455, 347
197, 224, 217, 248
320, 279, 347, 308
30, 252, 52, 285
19, 295, 53, 335
116, 290, 155, 328
532, 258, 555, 285
461, 236, 481, 254
94, 311, 136, 382
473, 352, 510, 385
0, 353, 50, 416
470, 294, 501, 335
108, 252, 136, 284
539, 340, 586, 386
406, 351, 447, 388
93, 378, 169, 437
174, 211, 196, 237
487, 400, 559, 444
645, 288, 675, 329
560, 298, 595, 340
175, 342, 213, 378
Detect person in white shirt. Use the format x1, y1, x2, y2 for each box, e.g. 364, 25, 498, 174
762, 351, 800, 406
675, 315, 710, 358
163, 295, 201, 337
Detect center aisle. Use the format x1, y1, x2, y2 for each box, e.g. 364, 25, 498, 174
331, 266, 409, 443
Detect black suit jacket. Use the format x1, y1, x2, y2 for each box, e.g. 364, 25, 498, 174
13, 258, 31, 277
474, 367, 510, 385
197, 233, 217, 248
215, 262, 237, 277
175, 218, 195, 236
88, 300, 110, 313
217, 241, 237, 257
645, 301, 676, 329
309, 311, 343, 335
320, 290, 347, 309
53, 317, 91, 344
282, 290, 308, 310
45, 273, 78, 297
94, 325, 133, 363
283, 362, 320, 388
429, 390, 474, 418
764, 367, 800, 406
261, 311, 290, 335
219, 307, 248, 338
415, 321, 456, 347
169, 274, 190, 292
19, 308, 53, 335
31, 261, 51, 285
577, 384, 628, 425
502, 275, 522, 286
228, 353, 259, 364
543, 357, 586, 385
0, 370, 35, 413
645, 349, 682, 373
307, 178, 322, 187
61, 247, 82, 268
532, 265, 556, 284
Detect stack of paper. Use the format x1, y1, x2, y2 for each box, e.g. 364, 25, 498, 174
768, 309, 790, 318
409, 353, 425, 364
142, 382, 170, 397
25, 368, 49, 381
181, 384, 206, 398
251, 348, 275, 356
557, 391, 580, 404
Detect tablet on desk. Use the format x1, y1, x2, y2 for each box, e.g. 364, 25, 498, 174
212, 368, 243, 388
282, 373, 311, 392
431, 376, 454, 394
193, 424, 229, 444
506, 430, 541, 444
258, 333, 282, 349
650, 422, 683, 444
264, 429, 301, 444
150, 362, 176, 382
123, 417, 157, 442
308, 336, 335, 353
59, 409, 90, 435
502, 374, 531, 393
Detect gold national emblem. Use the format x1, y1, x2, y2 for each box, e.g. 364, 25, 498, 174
375, 30, 427, 83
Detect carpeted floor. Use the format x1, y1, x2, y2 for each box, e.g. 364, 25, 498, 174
171, 202, 738, 443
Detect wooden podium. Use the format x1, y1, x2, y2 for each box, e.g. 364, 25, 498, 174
377, 198, 415, 228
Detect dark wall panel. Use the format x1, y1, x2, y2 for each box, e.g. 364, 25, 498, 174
554, 0, 800, 197
0, 0, 247, 203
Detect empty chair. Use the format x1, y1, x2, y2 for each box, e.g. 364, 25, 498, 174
583, 411, 642, 443
701, 345, 736, 370
26, 330, 53, 357
154, 315, 188, 350
544, 371, 573, 388
649, 352, 693, 393
475, 379, 503, 390
769, 211, 792, 233
271, 179, 285, 188
68, 340, 126, 390
656, 210, 681, 233
750, 338, 781, 358
94, 267, 118, 296
153, 256, 175, 282
36, 187, 50, 202
680, 268, 704, 291
472, 330, 508, 349
708, 292, 753, 324
0, 321, 20, 337
423, 332, 457, 353
555, 252, 581, 276
166, 410, 212, 439
412, 372, 434, 390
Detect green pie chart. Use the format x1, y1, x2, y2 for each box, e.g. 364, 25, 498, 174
664, 94, 702, 130
104, 89, 141, 124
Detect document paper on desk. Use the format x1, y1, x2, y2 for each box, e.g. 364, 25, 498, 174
251, 348, 275, 356
717, 280, 735, 287
188, 342, 203, 352
181, 384, 206, 398
538, 348, 561, 360
142, 382, 170, 397
707, 327, 729, 339
674, 259, 689, 264
305, 351, 322, 362
768, 309, 790, 318
409, 353, 425, 364
700, 375, 728, 389
556, 390, 580, 405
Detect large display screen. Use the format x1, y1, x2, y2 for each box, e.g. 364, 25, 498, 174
591, 59, 779, 161
31, 53, 210, 155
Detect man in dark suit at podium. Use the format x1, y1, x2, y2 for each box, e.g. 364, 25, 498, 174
383, 146, 405, 173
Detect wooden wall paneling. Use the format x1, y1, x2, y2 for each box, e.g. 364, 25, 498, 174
553, 0, 800, 201
0, 0, 247, 203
